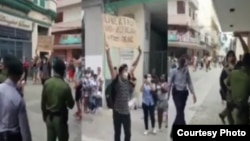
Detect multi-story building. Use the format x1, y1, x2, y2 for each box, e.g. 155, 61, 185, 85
52, 0, 82, 61
168, 0, 204, 58
0, 1, 56, 59
198, 0, 220, 56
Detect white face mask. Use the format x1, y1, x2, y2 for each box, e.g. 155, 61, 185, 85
147, 78, 151, 82
86, 74, 91, 77
122, 72, 128, 79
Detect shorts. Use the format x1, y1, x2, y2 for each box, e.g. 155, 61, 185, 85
75, 85, 82, 102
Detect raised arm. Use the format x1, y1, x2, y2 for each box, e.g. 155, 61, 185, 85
130, 46, 142, 73
105, 43, 116, 79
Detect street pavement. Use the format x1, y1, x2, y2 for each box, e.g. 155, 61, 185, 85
24, 81, 166, 141
24, 83, 81, 141
24, 68, 223, 141
168, 67, 223, 140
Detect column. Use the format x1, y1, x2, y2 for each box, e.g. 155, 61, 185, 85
82, 0, 106, 105
82, 0, 104, 73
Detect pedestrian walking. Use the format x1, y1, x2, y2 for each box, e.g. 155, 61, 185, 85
0, 55, 32, 141
156, 74, 168, 131
141, 74, 157, 135
41, 59, 74, 141
74, 61, 83, 119
225, 53, 250, 124
219, 50, 236, 125
168, 57, 197, 139
40, 55, 52, 85
105, 41, 141, 141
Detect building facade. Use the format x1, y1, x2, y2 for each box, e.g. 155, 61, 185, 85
52, 0, 82, 61
0, 1, 56, 59
168, 0, 205, 58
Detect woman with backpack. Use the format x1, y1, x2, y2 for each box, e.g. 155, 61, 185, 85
168, 57, 197, 139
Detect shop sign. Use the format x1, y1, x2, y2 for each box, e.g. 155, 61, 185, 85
37, 36, 54, 51
0, 12, 32, 31
168, 31, 199, 44
59, 34, 81, 45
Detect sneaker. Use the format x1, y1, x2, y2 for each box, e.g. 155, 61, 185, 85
152, 128, 157, 134
144, 130, 148, 135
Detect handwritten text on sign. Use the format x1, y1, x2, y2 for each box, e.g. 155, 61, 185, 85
37, 36, 54, 51
102, 14, 139, 48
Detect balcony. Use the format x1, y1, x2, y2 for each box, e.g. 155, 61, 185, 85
188, 0, 198, 9
57, 0, 81, 9
168, 14, 199, 30
54, 34, 82, 49
46, 0, 57, 12
168, 30, 207, 50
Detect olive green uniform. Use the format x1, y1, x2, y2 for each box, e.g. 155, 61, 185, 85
226, 69, 250, 125
41, 75, 74, 141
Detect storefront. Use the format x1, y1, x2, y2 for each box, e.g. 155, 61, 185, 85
0, 12, 33, 59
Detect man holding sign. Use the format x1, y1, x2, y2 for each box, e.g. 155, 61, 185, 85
105, 42, 141, 141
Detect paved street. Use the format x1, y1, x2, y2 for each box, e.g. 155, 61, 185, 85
24, 83, 81, 141
168, 68, 223, 140
24, 82, 166, 141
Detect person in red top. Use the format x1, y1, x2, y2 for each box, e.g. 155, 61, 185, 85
23, 57, 29, 83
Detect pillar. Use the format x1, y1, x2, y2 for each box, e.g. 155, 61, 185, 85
82, 0, 106, 105
82, 0, 104, 73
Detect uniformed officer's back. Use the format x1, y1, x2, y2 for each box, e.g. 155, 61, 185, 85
41, 58, 74, 141
43, 76, 74, 112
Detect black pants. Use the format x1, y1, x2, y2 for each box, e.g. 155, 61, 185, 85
142, 103, 155, 130
24, 68, 28, 82
113, 110, 131, 141
171, 88, 188, 138
75, 85, 82, 102
0, 131, 22, 141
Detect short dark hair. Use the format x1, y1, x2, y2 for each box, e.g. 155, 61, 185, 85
118, 64, 128, 74
242, 53, 250, 67
6, 57, 23, 77
53, 59, 66, 76
3, 54, 15, 67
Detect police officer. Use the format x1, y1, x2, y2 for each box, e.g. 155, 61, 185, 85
226, 53, 250, 125
0, 56, 32, 141
41, 59, 74, 141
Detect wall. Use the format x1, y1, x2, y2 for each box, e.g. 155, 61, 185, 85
59, 5, 82, 22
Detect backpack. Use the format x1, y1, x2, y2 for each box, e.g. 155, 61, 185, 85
105, 76, 118, 109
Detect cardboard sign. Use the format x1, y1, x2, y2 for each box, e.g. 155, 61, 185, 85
37, 36, 54, 51
102, 14, 139, 48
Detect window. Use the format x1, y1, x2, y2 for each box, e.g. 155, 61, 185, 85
55, 12, 63, 23
192, 11, 195, 20
189, 8, 192, 17
39, 0, 45, 7
177, 1, 185, 14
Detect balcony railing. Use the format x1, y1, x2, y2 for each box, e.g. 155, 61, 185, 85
58, 34, 81, 45
168, 32, 200, 44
